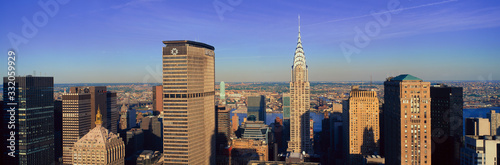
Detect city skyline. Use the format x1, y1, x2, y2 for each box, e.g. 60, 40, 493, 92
1, 0, 500, 83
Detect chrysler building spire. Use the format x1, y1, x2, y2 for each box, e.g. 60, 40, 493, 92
293, 14, 307, 82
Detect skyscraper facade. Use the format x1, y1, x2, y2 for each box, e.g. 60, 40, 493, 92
54, 100, 63, 162
216, 105, 231, 149
430, 84, 463, 165
162, 40, 215, 164
488, 110, 500, 136
70, 86, 107, 129
107, 91, 119, 134
2, 76, 55, 165
220, 81, 226, 103
384, 74, 432, 164
288, 16, 312, 154
62, 93, 91, 165
247, 95, 266, 122
461, 135, 500, 165
343, 86, 380, 164
152, 85, 163, 115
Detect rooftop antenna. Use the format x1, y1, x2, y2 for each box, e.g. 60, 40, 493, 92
298, 14, 300, 32
370, 75, 373, 87
33, 70, 36, 76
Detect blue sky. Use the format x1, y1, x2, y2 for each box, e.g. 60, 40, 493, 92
1, 0, 499, 83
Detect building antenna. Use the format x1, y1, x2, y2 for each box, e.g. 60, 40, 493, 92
298, 14, 300, 32
370, 75, 373, 87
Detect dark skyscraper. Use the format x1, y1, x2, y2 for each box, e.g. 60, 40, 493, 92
141, 116, 163, 152
216, 105, 231, 149
248, 95, 266, 122
430, 84, 463, 165
106, 91, 119, 134
54, 100, 63, 162
2, 76, 55, 165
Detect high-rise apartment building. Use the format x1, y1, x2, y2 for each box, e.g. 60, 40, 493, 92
162, 40, 215, 164
70, 86, 107, 129
248, 95, 266, 122
430, 84, 463, 165
384, 74, 432, 164
487, 110, 500, 135
152, 85, 163, 115
343, 86, 380, 164
216, 105, 231, 149
107, 91, 119, 134
71, 108, 125, 164
2, 76, 55, 165
461, 135, 500, 165
288, 16, 312, 154
62, 93, 91, 165
465, 118, 491, 136
119, 104, 128, 131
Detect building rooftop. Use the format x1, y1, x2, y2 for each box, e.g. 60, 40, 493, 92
390, 74, 422, 81
162, 40, 214, 50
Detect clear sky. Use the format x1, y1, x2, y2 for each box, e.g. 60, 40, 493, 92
1, 0, 499, 83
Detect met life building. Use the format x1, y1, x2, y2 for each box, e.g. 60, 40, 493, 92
162, 40, 215, 164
